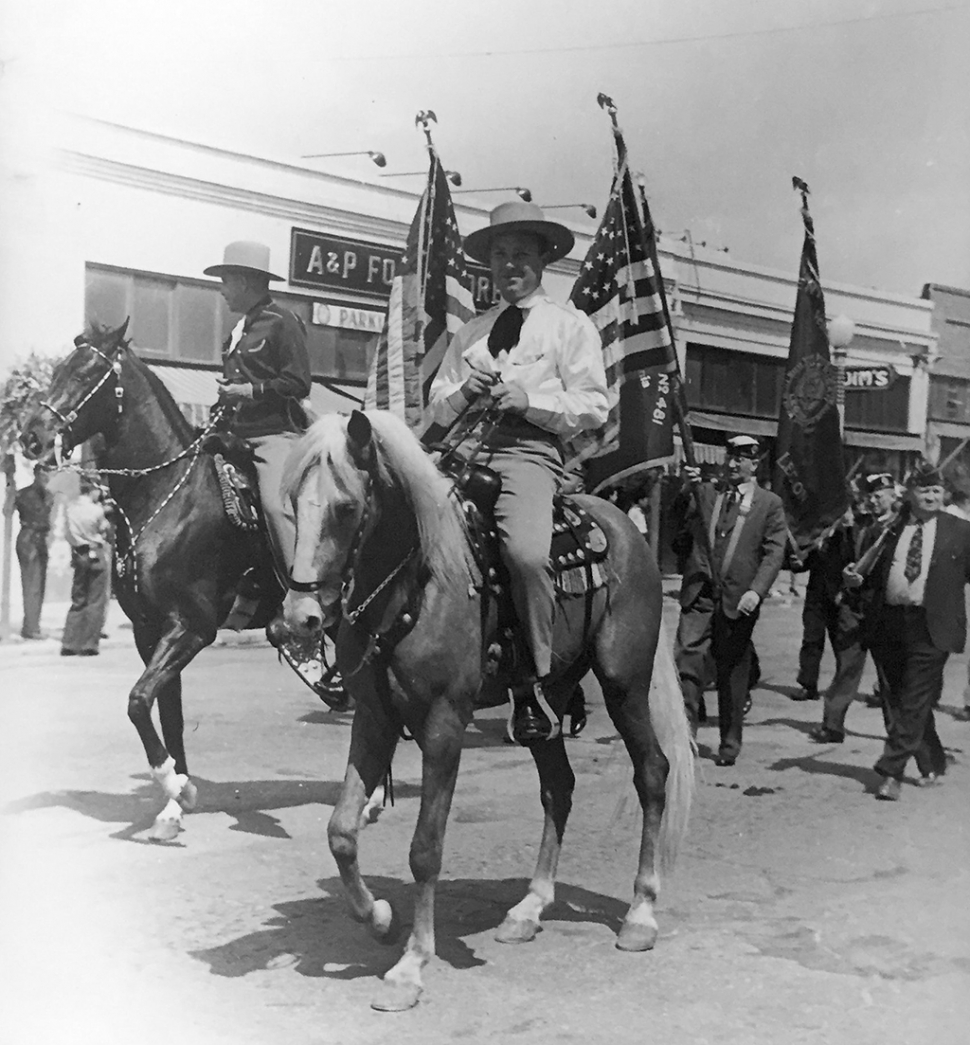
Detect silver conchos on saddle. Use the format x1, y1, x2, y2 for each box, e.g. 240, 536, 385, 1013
213, 454, 260, 531
551, 502, 608, 596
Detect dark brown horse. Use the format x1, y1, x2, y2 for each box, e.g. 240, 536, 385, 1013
282, 409, 695, 1011
20, 323, 326, 840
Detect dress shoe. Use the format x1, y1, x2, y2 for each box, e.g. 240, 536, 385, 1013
714, 754, 736, 767
875, 776, 902, 801
78, 649, 99, 656
916, 772, 943, 787
791, 687, 819, 701
809, 725, 845, 744
60, 649, 77, 656
507, 681, 560, 745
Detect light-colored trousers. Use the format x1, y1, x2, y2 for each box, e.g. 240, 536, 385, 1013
250, 432, 300, 584
483, 442, 563, 679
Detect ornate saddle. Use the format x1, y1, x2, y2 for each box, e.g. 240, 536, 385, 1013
201, 431, 261, 532
443, 457, 609, 682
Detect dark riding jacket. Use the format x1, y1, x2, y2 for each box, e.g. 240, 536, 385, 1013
218, 295, 312, 438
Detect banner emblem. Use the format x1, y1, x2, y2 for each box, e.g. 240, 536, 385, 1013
782, 354, 837, 433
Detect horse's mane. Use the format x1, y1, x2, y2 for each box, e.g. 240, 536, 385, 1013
87, 325, 195, 444
283, 410, 473, 593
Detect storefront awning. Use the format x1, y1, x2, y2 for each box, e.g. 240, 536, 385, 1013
842, 429, 923, 451
686, 410, 777, 437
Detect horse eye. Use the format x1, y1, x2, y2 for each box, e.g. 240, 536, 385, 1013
333, 500, 357, 522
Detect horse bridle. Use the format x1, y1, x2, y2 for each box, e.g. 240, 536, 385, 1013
40, 337, 124, 460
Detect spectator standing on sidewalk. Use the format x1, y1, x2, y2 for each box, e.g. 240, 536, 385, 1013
6, 464, 54, 639
61, 478, 112, 657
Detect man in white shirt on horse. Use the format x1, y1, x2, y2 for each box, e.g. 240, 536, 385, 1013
429, 201, 609, 744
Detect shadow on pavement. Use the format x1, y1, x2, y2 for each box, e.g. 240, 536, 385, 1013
190, 876, 628, 981
766, 753, 876, 788
2, 774, 421, 842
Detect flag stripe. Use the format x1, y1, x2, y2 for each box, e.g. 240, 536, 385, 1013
364, 153, 474, 431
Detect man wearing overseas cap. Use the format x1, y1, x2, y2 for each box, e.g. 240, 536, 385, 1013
844, 457, 970, 800
804, 473, 893, 744
674, 434, 787, 766
204, 241, 312, 606
429, 201, 608, 745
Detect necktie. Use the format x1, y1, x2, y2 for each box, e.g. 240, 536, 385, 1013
487, 306, 524, 357
716, 488, 738, 537
904, 520, 923, 583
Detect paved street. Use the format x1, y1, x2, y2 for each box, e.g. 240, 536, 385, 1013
1, 586, 968, 1045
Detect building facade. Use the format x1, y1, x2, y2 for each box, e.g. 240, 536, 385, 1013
4, 113, 939, 474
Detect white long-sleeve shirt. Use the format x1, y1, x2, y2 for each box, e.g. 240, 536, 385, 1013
428, 287, 608, 438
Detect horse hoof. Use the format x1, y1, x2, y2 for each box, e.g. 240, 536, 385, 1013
178, 780, 198, 812
616, 921, 658, 952
495, 916, 539, 945
148, 817, 182, 843
368, 899, 396, 941
370, 980, 422, 1012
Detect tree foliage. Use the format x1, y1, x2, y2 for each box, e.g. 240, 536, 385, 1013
0, 353, 57, 455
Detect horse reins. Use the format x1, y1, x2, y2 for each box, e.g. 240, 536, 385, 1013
43, 336, 230, 593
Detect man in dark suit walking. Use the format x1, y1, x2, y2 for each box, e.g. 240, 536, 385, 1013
845, 458, 970, 800
674, 435, 787, 765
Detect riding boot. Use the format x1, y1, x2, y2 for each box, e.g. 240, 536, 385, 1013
566, 684, 588, 738
224, 568, 263, 631
507, 677, 560, 745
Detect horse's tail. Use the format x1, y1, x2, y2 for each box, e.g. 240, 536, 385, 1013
649, 623, 695, 878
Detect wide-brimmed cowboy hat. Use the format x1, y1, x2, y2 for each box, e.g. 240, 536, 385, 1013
463, 201, 574, 264
204, 241, 283, 281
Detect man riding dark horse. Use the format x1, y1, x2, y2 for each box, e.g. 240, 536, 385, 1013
427, 202, 609, 745
203, 240, 312, 627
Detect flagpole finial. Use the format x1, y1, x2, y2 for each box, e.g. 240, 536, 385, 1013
415, 110, 438, 152
791, 175, 811, 214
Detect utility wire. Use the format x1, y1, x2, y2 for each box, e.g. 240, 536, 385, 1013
323, 3, 964, 63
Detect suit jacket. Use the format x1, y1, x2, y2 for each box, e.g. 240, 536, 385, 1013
867, 510, 970, 653
677, 482, 788, 618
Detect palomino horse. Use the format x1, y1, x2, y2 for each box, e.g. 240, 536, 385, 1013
20, 323, 362, 840
283, 409, 695, 1011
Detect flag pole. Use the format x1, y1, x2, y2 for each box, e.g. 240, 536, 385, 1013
596, 92, 713, 578
596, 94, 698, 472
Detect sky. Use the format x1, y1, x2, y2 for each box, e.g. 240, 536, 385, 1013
0, 0, 968, 305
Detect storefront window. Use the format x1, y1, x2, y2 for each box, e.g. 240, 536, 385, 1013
844, 375, 910, 431
685, 344, 786, 418
85, 264, 374, 383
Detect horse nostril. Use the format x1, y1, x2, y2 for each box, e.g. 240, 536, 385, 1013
303, 613, 323, 634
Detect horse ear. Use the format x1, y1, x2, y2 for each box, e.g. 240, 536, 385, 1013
114, 318, 130, 345
347, 410, 375, 470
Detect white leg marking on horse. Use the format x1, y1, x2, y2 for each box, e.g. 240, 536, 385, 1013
617, 893, 660, 951
152, 757, 187, 801
178, 778, 198, 812
372, 950, 424, 1012
496, 887, 552, 944
148, 797, 184, 842
359, 785, 384, 830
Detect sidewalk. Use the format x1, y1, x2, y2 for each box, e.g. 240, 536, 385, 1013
0, 598, 271, 658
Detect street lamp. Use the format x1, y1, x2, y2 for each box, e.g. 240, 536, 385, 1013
453, 186, 532, 202
380, 169, 462, 186
543, 203, 597, 219
301, 150, 387, 168
827, 313, 855, 430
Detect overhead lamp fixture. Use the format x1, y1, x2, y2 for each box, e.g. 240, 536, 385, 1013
301, 149, 387, 168
543, 203, 597, 219
380, 169, 462, 186
453, 186, 532, 202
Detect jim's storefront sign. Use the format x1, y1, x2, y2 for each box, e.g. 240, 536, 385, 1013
290, 228, 497, 311
843, 364, 898, 391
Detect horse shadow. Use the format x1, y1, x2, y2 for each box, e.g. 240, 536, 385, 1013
190, 875, 629, 982
2, 775, 421, 844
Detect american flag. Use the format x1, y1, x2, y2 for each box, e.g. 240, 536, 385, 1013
567, 155, 678, 469
365, 153, 475, 430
